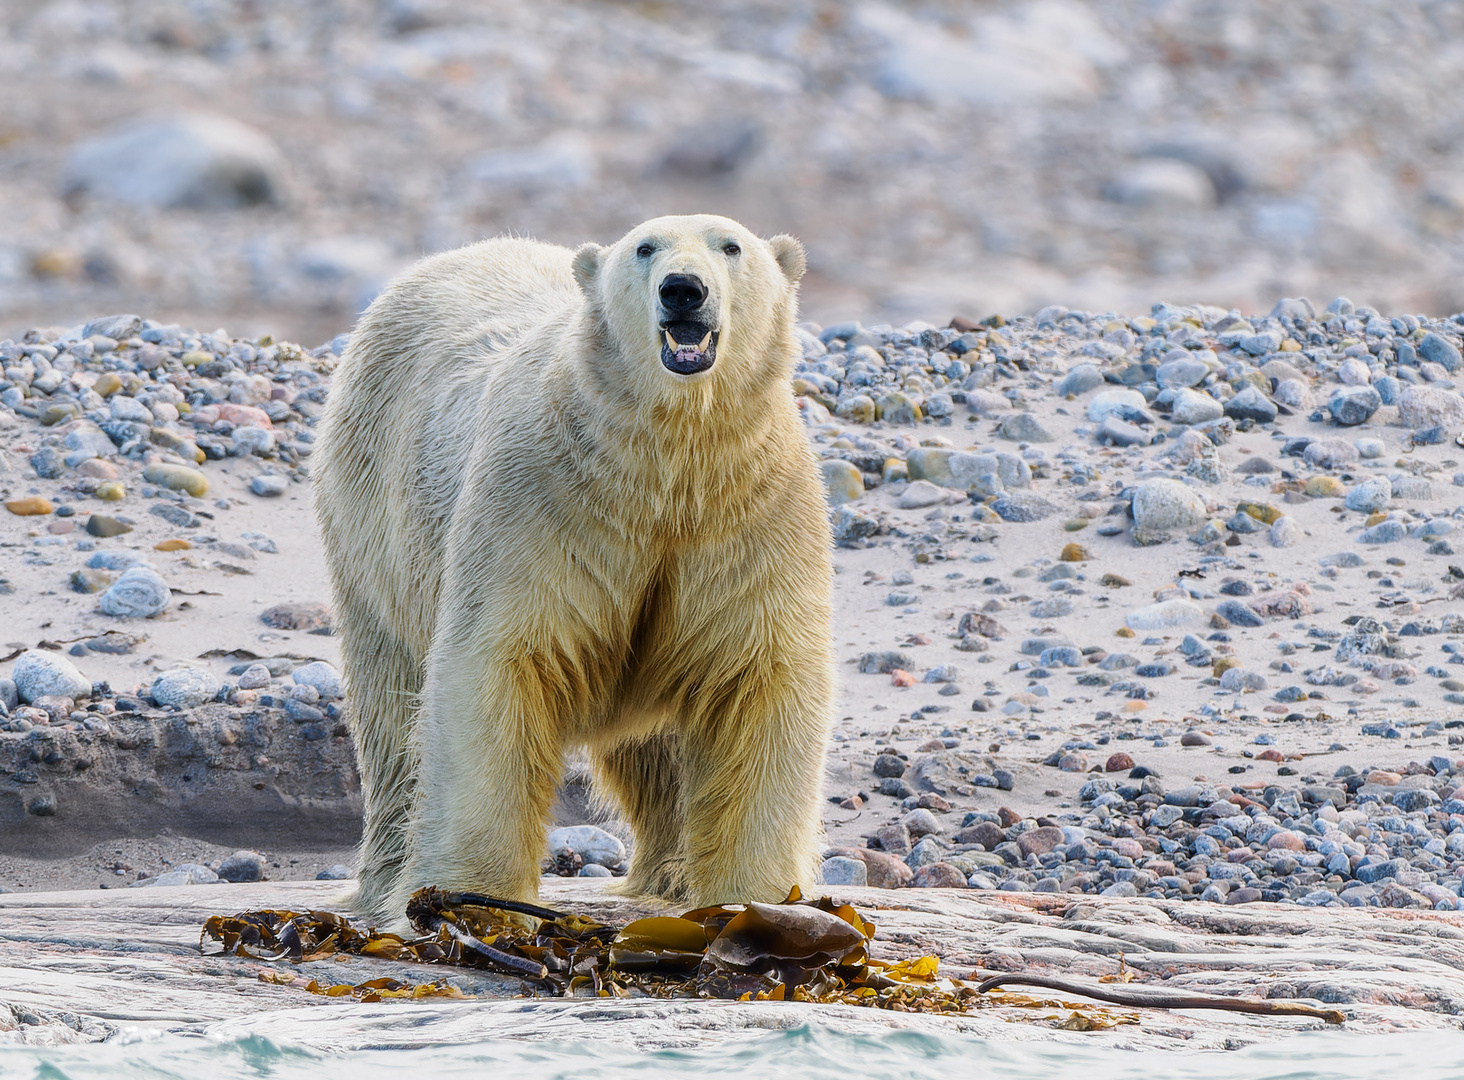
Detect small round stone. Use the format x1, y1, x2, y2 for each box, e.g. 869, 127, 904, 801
251, 474, 289, 497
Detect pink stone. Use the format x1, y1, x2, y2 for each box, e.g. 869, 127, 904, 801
1111, 838, 1144, 860
1267, 831, 1306, 852
216, 402, 271, 428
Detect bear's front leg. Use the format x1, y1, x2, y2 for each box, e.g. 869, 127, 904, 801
401, 648, 567, 911
678, 658, 832, 907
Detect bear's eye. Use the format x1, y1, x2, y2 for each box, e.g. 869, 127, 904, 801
636, 243, 654, 258
723, 242, 741, 257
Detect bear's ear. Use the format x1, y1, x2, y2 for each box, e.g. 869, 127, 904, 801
768, 234, 806, 283
571, 243, 604, 295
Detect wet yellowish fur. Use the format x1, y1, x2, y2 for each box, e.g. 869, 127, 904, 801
313, 215, 834, 924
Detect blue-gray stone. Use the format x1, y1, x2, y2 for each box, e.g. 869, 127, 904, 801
1354, 858, 1406, 884
1345, 476, 1392, 512
1420, 332, 1462, 372
1328, 385, 1381, 425
820, 856, 868, 887
1098, 415, 1149, 446
1040, 646, 1083, 667
1216, 600, 1264, 627
1373, 375, 1401, 405
1393, 788, 1440, 813
1239, 332, 1281, 356
991, 492, 1058, 522
819, 321, 861, 344
1135, 662, 1176, 677
1058, 363, 1103, 396
1224, 385, 1277, 423
29, 446, 66, 479
1358, 520, 1406, 544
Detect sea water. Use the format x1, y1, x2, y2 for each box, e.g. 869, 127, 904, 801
4, 1026, 1464, 1080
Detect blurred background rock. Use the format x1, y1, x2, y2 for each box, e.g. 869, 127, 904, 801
2, 0, 1463, 345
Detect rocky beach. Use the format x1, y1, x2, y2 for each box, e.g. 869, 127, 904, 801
3, 299, 1464, 924
8, 0, 1464, 1059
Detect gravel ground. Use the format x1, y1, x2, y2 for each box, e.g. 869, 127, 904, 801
5, 298, 1464, 913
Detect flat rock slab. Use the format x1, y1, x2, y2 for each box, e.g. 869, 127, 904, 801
3, 880, 1464, 1050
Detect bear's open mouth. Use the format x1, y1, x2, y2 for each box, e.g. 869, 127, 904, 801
659, 320, 718, 375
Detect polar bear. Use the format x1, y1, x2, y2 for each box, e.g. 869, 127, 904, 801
313, 215, 835, 924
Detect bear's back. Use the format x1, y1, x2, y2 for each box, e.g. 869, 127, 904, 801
314, 237, 582, 653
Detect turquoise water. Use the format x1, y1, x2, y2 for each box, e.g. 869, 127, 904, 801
4, 1027, 1464, 1080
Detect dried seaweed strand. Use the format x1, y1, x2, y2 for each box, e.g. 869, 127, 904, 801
421, 914, 550, 980
977, 974, 1345, 1024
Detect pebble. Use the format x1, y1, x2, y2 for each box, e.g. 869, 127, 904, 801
1269, 516, 1303, 548
997, 413, 1054, 442
99, 565, 173, 618
250, 474, 289, 497
1358, 520, 1407, 544
150, 667, 221, 708
1419, 332, 1462, 372
316, 865, 353, 881
1397, 386, 1464, 429
1224, 385, 1278, 423
85, 514, 133, 537
990, 492, 1058, 522
911, 863, 967, 888
1303, 439, 1359, 470
897, 480, 951, 509
131, 864, 220, 888
1087, 389, 1147, 423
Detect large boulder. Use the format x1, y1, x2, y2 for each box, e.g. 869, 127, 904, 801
12, 652, 91, 704
1397, 386, 1464, 430
63, 111, 287, 209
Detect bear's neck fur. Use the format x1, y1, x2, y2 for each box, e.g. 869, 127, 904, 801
553, 298, 808, 536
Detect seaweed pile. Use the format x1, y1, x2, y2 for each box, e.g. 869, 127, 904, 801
201, 888, 1342, 1024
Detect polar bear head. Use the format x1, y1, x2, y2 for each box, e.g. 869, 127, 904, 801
572, 214, 805, 399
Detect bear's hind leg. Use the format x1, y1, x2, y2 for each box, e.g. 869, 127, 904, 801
338, 606, 422, 924
590, 732, 685, 900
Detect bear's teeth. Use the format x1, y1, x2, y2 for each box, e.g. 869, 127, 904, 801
664, 330, 677, 350
697, 331, 712, 351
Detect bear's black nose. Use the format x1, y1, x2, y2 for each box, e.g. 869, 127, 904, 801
659, 274, 707, 313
